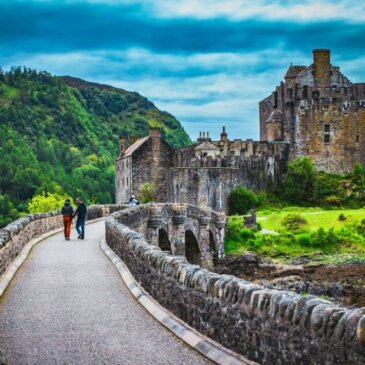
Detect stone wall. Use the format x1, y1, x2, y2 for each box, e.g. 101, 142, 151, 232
0, 204, 127, 279
259, 49, 365, 174
167, 155, 287, 212
106, 208, 365, 365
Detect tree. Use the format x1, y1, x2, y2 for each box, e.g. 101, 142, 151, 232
350, 162, 365, 203
138, 182, 155, 203
282, 157, 317, 204
28, 192, 71, 213
228, 186, 258, 215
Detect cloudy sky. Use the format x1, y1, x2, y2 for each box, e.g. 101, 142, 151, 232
0, 0, 365, 140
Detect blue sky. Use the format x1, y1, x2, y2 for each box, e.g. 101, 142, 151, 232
0, 1, 365, 140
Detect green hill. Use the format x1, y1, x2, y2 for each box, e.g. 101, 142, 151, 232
0, 67, 191, 226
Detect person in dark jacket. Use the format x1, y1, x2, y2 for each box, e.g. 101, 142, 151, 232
61, 199, 74, 240
73, 197, 87, 239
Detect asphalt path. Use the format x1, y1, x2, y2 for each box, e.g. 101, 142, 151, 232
0, 221, 211, 365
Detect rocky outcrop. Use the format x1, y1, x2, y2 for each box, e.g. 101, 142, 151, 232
106, 206, 365, 365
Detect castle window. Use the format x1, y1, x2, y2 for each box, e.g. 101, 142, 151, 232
324, 124, 330, 143
127, 177, 129, 186
127, 159, 129, 168
356, 135, 360, 143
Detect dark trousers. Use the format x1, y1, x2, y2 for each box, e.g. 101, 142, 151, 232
76, 217, 85, 238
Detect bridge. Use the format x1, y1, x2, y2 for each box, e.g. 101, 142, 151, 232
0, 204, 364, 364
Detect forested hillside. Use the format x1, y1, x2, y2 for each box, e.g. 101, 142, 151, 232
0, 67, 191, 227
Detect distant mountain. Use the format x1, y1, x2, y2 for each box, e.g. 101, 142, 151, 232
0, 67, 191, 226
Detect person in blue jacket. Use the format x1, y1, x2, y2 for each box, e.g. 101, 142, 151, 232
73, 197, 87, 239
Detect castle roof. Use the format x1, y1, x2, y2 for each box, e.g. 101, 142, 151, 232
124, 136, 150, 157
284, 65, 306, 79
194, 141, 220, 151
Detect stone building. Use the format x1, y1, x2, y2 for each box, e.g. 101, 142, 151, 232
260, 49, 365, 173
115, 128, 173, 204
116, 127, 288, 211
116, 49, 365, 210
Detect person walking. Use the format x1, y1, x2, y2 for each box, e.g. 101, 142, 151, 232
73, 197, 87, 239
129, 194, 139, 206
61, 199, 74, 240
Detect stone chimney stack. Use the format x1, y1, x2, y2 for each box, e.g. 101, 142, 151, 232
120, 137, 126, 156
150, 128, 162, 190
313, 49, 331, 88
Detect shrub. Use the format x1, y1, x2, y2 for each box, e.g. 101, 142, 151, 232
228, 186, 258, 215
281, 214, 308, 232
138, 182, 155, 203
297, 233, 312, 246
338, 213, 347, 221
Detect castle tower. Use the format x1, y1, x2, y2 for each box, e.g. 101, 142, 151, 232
313, 49, 331, 88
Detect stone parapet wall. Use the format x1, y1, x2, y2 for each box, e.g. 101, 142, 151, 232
0, 204, 127, 278
106, 208, 365, 365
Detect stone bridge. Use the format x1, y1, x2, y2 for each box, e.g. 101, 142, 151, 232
115, 203, 226, 268
106, 204, 365, 365
0, 204, 364, 365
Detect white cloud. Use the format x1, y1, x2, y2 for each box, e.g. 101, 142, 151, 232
4, 46, 363, 140
56, 0, 365, 22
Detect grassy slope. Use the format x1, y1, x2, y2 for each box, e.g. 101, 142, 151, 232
225, 208, 365, 263
257, 207, 365, 232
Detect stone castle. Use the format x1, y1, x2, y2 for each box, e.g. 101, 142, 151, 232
116, 49, 365, 211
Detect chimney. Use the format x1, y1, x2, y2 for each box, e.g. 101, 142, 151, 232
120, 137, 126, 156
313, 49, 331, 88
149, 127, 161, 140
221, 126, 227, 141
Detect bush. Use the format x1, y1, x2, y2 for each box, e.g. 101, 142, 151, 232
228, 186, 258, 215
28, 191, 71, 213
281, 214, 308, 232
297, 233, 312, 246
338, 213, 347, 221
138, 182, 155, 203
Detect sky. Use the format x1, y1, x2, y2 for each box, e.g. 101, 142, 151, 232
0, 1, 365, 141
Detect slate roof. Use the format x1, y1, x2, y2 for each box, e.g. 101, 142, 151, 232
194, 141, 220, 151
124, 136, 150, 157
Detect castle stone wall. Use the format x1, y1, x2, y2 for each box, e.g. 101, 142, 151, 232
106, 208, 365, 365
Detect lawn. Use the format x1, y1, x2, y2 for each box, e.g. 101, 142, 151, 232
257, 207, 365, 232
225, 207, 365, 262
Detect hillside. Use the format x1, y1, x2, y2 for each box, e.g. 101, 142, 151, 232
0, 67, 191, 226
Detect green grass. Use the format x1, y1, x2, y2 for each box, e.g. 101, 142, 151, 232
257, 207, 365, 232
225, 207, 365, 263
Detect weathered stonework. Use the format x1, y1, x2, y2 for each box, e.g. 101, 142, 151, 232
115, 128, 173, 203
116, 49, 365, 211
260, 49, 365, 173
105, 206, 365, 365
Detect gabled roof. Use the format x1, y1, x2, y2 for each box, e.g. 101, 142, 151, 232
285, 65, 306, 79
124, 136, 150, 157
194, 141, 220, 151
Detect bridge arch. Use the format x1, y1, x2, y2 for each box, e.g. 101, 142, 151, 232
158, 228, 171, 253
185, 229, 201, 266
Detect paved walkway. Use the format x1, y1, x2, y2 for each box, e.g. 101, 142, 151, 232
0, 221, 211, 365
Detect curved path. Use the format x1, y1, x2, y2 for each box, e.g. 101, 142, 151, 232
0, 221, 211, 365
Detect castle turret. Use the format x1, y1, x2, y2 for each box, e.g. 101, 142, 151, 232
313, 49, 331, 88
